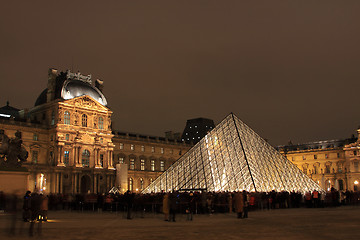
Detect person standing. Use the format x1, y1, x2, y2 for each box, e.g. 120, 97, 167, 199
162, 193, 170, 221
23, 191, 31, 222
243, 191, 249, 218
234, 191, 244, 219
29, 192, 43, 237
169, 192, 178, 222
124, 190, 134, 219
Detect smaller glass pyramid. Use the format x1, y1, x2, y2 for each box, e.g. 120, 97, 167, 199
143, 113, 323, 193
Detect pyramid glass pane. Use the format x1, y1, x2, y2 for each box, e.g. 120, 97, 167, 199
143, 113, 323, 193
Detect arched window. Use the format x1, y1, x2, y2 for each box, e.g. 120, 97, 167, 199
140, 178, 144, 190
82, 114, 87, 127
82, 149, 90, 167
129, 178, 133, 191
98, 117, 104, 129
64, 150, 70, 166
64, 111, 70, 125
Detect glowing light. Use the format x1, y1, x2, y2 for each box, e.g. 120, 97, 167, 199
355, 180, 359, 185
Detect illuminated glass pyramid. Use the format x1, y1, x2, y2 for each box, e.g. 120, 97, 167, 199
143, 113, 323, 193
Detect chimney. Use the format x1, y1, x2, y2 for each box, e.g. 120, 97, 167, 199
47, 68, 58, 102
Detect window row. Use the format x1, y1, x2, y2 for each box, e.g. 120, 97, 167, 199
117, 156, 167, 172
128, 177, 154, 191
63, 111, 105, 129
291, 152, 342, 161
118, 143, 181, 155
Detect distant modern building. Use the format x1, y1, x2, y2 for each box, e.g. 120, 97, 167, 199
181, 117, 215, 144
277, 132, 360, 192
0, 68, 190, 194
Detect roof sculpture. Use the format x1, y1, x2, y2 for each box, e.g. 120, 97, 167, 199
143, 113, 323, 193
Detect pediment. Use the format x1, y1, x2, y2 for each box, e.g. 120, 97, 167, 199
62, 95, 110, 112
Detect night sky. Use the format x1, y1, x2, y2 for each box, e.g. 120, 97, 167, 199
1, 1, 360, 146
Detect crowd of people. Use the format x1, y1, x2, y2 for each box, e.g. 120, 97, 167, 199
0, 187, 359, 236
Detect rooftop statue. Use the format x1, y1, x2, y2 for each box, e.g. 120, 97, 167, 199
0, 130, 28, 168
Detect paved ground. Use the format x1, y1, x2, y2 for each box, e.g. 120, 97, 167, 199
1, 206, 360, 240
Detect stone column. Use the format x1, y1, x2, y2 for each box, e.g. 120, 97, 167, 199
57, 144, 65, 167
108, 149, 115, 170
94, 174, 97, 193
75, 147, 82, 167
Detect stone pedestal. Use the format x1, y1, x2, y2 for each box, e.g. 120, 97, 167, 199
0, 170, 29, 194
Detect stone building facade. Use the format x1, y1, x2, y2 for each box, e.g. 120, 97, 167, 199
0, 68, 190, 194
277, 130, 360, 192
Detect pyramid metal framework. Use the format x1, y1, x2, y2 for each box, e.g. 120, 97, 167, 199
143, 113, 323, 193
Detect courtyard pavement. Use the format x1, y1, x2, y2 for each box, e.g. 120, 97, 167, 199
1, 206, 359, 240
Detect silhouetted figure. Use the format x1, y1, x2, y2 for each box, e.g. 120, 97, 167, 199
6, 191, 20, 236
29, 192, 42, 237
124, 190, 134, 219
234, 191, 244, 218
162, 193, 170, 221
23, 191, 31, 222
169, 192, 178, 222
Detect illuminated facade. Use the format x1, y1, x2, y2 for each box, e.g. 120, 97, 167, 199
0, 68, 190, 194
143, 113, 322, 193
278, 131, 360, 191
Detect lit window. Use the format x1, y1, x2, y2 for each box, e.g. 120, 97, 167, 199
302, 155, 306, 160
129, 178, 133, 191
151, 160, 155, 171
140, 159, 145, 171
120, 143, 124, 150
64, 111, 70, 125
98, 117, 104, 129
140, 178, 144, 190
100, 138, 103, 144
130, 159, 135, 170
32, 151, 38, 164
338, 165, 343, 173
186, 133, 188, 135
65, 134, 69, 141
64, 150, 69, 165
82, 150, 90, 167
325, 154, 328, 159
151, 147, 155, 153
141, 145, 145, 152
325, 165, 331, 174
81, 114, 87, 127
119, 157, 124, 164
161, 148, 164, 154
100, 154, 104, 167
33, 133, 38, 141
131, 145, 135, 151
160, 161, 165, 171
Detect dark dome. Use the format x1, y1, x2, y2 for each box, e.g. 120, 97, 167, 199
61, 80, 107, 106
34, 88, 48, 106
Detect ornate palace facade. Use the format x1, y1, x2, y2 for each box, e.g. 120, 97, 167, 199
277, 131, 360, 192
0, 69, 190, 194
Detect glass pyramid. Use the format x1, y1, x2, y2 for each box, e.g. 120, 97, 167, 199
143, 113, 323, 193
